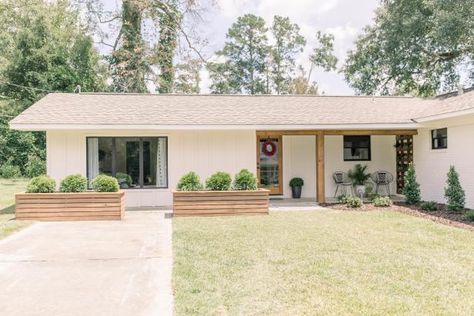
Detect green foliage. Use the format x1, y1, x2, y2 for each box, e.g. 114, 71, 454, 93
444, 166, 465, 212
25, 155, 46, 178
233, 169, 258, 190
0, 162, 21, 178
346, 196, 363, 208
208, 14, 269, 94
336, 194, 348, 203
174, 59, 202, 94
59, 174, 87, 193
344, 0, 474, 96
91, 174, 119, 192
289, 177, 304, 188
205, 172, 232, 191
348, 164, 371, 186
373, 196, 392, 207
115, 172, 133, 187
421, 201, 438, 212
463, 210, 474, 222
26, 175, 56, 193
310, 31, 338, 72
177, 171, 203, 191
403, 163, 421, 205
270, 16, 306, 94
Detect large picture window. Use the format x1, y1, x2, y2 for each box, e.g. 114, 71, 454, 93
344, 136, 371, 161
87, 137, 168, 189
431, 128, 447, 149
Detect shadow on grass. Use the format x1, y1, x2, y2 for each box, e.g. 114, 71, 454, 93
0, 204, 16, 215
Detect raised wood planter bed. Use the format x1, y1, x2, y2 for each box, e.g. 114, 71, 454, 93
173, 189, 269, 216
15, 191, 125, 221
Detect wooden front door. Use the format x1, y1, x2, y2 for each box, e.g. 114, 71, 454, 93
257, 135, 283, 195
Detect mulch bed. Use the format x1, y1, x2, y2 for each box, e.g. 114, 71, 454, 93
321, 202, 474, 232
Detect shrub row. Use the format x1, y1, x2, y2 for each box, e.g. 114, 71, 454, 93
0, 157, 46, 179
26, 174, 119, 193
176, 169, 258, 191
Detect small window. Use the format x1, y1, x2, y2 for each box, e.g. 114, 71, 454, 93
431, 128, 447, 149
344, 136, 371, 161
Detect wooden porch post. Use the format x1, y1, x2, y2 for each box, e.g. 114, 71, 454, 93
317, 133, 325, 203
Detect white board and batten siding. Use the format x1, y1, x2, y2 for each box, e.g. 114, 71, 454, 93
46, 130, 256, 207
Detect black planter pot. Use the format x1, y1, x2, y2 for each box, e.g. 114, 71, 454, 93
291, 186, 302, 199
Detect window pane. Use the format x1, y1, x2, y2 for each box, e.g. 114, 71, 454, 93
142, 137, 168, 188
115, 138, 140, 188
98, 138, 113, 176
344, 136, 371, 161
87, 138, 99, 182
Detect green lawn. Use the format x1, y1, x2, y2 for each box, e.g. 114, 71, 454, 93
173, 210, 474, 315
0, 178, 31, 239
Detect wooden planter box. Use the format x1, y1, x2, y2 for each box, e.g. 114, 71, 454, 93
173, 189, 269, 216
15, 191, 125, 221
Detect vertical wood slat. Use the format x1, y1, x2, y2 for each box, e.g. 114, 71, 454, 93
317, 133, 325, 203
173, 190, 269, 216
15, 191, 125, 221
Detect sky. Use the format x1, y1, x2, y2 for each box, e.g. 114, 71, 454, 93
101, 0, 380, 95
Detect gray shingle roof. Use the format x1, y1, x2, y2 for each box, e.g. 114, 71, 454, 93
9, 91, 474, 129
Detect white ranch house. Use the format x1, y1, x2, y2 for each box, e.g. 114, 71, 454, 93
10, 89, 474, 208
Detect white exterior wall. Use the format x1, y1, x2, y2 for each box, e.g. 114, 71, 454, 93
47, 130, 256, 207
324, 135, 397, 197
282, 135, 316, 198
414, 121, 474, 208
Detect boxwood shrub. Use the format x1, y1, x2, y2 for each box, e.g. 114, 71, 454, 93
59, 174, 88, 193
176, 172, 203, 191
233, 169, 257, 190
206, 171, 232, 191
373, 196, 392, 207
420, 201, 438, 211
0, 163, 21, 179
26, 176, 56, 193
463, 210, 474, 222
91, 174, 119, 192
346, 196, 363, 208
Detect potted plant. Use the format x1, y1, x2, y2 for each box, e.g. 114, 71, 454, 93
348, 164, 371, 198
289, 177, 304, 199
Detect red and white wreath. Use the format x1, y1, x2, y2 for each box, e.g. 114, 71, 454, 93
262, 140, 277, 156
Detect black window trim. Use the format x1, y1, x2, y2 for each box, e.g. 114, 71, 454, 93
343, 135, 372, 161
86, 136, 169, 189
431, 128, 448, 150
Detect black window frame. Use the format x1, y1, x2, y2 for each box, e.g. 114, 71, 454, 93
86, 136, 169, 189
431, 128, 447, 150
343, 135, 371, 161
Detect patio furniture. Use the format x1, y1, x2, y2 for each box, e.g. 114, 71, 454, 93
371, 171, 394, 196
333, 171, 354, 197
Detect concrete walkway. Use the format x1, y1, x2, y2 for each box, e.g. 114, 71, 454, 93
0, 211, 172, 316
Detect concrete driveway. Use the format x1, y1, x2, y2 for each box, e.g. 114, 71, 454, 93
0, 211, 172, 316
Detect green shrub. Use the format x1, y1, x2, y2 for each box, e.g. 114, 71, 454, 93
91, 174, 119, 192
444, 166, 465, 212
346, 196, 363, 208
25, 156, 46, 178
59, 174, 87, 192
373, 196, 392, 207
403, 163, 421, 205
0, 163, 21, 179
115, 172, 133, 187
348, 164, 371, 186
463, 210, 474, 222
420, 201, 438, 211
233, 169, 258, 190
206, 171, 232, 191
336, 194, 348, 203
26, 176, 56, 193
177, 172, 203, 191
289, 177, 304, 187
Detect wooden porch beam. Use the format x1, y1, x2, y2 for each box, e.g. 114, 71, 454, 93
316, 133, 325, 203
256, 129, 418, 136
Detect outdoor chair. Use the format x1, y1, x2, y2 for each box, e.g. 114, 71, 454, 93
371, 171, 394, 196
332, 171, 353, 197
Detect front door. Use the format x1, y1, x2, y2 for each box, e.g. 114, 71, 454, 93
257, 135, 283, 195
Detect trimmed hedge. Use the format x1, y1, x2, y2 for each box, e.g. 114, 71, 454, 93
177, 172, 203, 191
233, 169, 257, 190
26, 176, 56, 193
206, 172, 232, 191
60, 174, 88, 193
91, 174, 119, 192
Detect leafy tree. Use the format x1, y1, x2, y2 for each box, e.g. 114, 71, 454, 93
309, 31, 338, 72
444, 166, 465, 212
209, 14, 269, 94
290, 66, 319, 95
270, 16, 306, 94
207, 62, 239, 94
403, 163, 421, 205
344, 0, 474, 96
174, 59, 202, 93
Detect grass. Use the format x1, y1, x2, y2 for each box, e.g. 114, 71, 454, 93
173, 210, 474, 315
0, 178, 31, 239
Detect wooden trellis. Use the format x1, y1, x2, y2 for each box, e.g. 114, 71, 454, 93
396, 135, 414, 194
